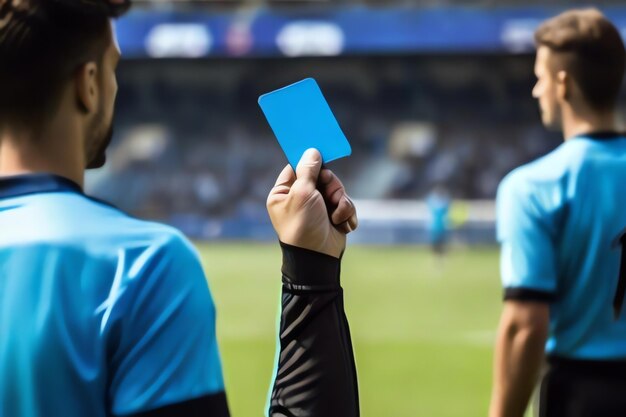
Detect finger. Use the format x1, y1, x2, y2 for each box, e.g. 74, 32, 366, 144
318, 169, 345, 207
271, 165, 296, 195
331, 194, 356, 226
318, 168, 335, 186
348, 212, 358, 231
336, 213, 358, 234
295, 148, 323, 185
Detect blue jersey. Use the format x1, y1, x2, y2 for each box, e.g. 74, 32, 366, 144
496, 132, 626, 360
0, 175, 225, 417
427, 193, 450, 238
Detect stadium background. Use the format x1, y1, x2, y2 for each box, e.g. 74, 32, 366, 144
86, 1, 626, 415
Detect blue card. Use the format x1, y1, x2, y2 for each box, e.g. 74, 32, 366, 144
258, 78, 352, 169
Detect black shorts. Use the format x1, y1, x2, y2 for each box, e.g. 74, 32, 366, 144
539, 356, 626, 417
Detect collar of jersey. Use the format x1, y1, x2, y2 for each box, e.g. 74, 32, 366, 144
0, 174, 83, 200
573, 131, 624, 141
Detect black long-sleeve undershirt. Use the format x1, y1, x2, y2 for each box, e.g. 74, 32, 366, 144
268, 242, 360, 417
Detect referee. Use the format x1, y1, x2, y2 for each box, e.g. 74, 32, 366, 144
490, 9, 626, 417
0, 1, 359, 417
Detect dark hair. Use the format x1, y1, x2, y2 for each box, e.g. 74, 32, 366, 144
0, 0, 131, 131
535, 8, 626, 111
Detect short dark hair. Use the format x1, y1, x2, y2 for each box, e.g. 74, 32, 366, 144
0, 0, 131, 131
535, 8, 626, 111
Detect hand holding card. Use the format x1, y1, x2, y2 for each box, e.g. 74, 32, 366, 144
267, 149, 358, 258
258, 78, 352, 169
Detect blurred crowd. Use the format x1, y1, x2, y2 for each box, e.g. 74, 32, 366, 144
88, 53, 619, 226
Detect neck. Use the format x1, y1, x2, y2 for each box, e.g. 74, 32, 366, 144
561, 106, 619, 141
0, 121, 86, 188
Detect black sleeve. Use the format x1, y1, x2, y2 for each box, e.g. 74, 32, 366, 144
268, 242, 360, 417
118, 392, 229, 417
503, 287, 555, 303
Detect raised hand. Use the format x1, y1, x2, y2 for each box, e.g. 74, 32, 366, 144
267, 148, 358, 259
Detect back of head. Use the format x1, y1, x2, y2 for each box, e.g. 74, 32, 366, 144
534, 8, 626, 111
0, 0, 131, 132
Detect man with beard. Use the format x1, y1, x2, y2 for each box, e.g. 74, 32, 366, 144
490, 9, 626, 417
0, 1, 359, 417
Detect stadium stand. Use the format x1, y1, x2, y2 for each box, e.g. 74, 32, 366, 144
87, 1, 626, 241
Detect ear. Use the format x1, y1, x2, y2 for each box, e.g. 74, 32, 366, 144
75, 61, 99, 114
555, 70, 569, 101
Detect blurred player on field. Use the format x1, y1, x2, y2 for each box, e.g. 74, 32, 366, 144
0, 1, 359, 416
489, 9, 626, 417
426, 184, 451, 264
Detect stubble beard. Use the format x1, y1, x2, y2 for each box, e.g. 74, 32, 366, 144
86, 116, 114, 170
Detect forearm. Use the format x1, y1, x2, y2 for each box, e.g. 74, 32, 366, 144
490, 319, 546, 417
268, 242, 359, 417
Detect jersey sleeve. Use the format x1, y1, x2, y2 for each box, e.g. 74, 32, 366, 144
107, 232, 228, 417
496, 172, 558, 302
267, 243, 359, 417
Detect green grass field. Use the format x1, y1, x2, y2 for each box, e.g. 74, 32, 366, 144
197, 243, 504, 417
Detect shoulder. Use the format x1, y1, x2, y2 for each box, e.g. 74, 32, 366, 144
498, 140, 587, 203
495, 141, 590, 232
101, 215, 202, 275
139, 226, 201, 269
33, 193, 201, 267
58, 193, 195, 246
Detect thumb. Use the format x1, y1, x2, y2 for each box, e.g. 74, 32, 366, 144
295, 148, 323, 185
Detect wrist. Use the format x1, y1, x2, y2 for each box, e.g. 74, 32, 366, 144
280, 241, 341, 290
277, 227, 344, 259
